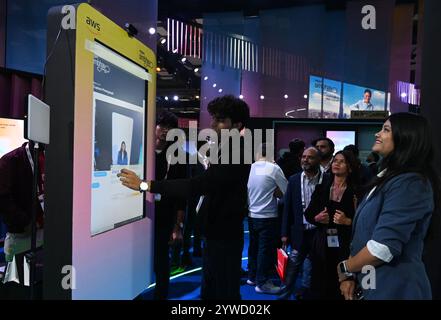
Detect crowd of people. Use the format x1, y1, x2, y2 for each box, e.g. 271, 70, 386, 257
1, 95, 438, 300
118, 96, 439, 300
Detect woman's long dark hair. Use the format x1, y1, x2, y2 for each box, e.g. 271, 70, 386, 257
369, 113, 440, 239
332, 150, 361, 197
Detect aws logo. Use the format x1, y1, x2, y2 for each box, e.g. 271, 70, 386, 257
139, 50, 153, 69
86, 16, 101, 34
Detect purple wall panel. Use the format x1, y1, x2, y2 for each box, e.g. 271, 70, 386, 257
0, 0, 5, 68
10, 74, 30, 118
0, 73, 11, 116
388, 4, 414, 113
276, 124, 322, 155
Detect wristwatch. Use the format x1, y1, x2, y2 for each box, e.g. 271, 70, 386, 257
337, 260, 354, 282
139, 181, 149, 192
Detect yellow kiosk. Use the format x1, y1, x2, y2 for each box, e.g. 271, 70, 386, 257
44, 3, 156, 299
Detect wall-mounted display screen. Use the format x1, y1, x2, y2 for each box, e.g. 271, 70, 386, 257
308, 75, 387, 119
342, 83, 386, 118
0, 118, 27, 158
326, 130, 356, 153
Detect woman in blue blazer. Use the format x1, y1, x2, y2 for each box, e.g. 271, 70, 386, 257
338, 113, 440, 300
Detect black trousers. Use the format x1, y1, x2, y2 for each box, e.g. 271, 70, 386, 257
278, 228, 316, 299
201, 237, 244, 300
153, 210, 175, 300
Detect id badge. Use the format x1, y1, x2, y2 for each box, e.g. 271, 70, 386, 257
327, 235, 340, 248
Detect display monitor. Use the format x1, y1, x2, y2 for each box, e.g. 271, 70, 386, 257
90, 41, 148, 236
308, 75, 323, 118
342, 83, 386, 118
0, 118, 27, 158
326, 130, 356, 153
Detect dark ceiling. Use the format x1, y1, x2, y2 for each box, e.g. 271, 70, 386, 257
158, 0, 419, 19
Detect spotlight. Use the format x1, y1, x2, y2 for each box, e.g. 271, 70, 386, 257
156, 67, 161, 72
400, 92, 407, 98
195, 95, 200, 99
284, 94, 288, 99
181, 57, 187, 63
260, 95, 265, 100
213, 83, 217, 88
194, 68, 199, 73
164, 96, 169, 101
204, 76, 208, 81
303, 94, 308, 99
148, 27, 156, 35
239, 94, 244, 99
218, 89, 223, 93
173, 95, 179, 101
124, 23, 138, 37
160, 38, 167, 44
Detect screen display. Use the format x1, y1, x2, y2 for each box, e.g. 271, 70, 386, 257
0, 118, 27, 158
91, 42, 147, 236
342, 83, 386, 118
322, 78, 342, 119
326, 130, 356, 153
308, 75, 387, 119
308, 76, 323, 118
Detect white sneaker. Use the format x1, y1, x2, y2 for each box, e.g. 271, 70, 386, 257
246, 279, 256, 286
255, 280, 281, 294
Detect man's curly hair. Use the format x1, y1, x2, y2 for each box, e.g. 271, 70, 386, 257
207, 95, 250, 129
156, 110, 178, 128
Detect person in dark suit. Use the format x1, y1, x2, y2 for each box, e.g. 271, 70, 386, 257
276, 138, 305, 180
278, 146, 323, 300
149, 111, 186, 300
117, 141, 128, 165
305, 150, 360, 299
338, 113, 440, 300
0, 142, 45, 262
118, 95, 251, 300
366, 151, 379, 176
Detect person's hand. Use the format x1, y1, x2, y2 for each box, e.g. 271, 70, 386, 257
314, 207, 329, 224
117, 169, 142, 191
169, 225, 183, 245
281, 236, 288, 250
340, 280, 356, 300
334, 210, 351, 226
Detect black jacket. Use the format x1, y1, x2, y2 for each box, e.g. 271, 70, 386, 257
151, 138, 251, 240
0, 143, 44, 233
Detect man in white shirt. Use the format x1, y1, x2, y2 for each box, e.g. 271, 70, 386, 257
349, 89, 374, 111
247, 143, 288, 294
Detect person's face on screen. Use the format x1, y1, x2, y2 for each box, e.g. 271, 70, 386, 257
121, 142, 126, 152
373, 120, 394, 157
331, 153, 349, 177
364, 91, 372, 103
301, 148, 320, 173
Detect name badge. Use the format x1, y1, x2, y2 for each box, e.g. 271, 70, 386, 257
327, 235, 340, 248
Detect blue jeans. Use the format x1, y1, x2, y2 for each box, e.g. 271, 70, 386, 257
247, 217, 279, 286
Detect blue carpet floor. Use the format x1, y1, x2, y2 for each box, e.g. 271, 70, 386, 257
140, 227, 295, 300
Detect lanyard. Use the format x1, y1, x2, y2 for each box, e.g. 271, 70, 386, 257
300, 171, 323, 211
25, 143, 35, 173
